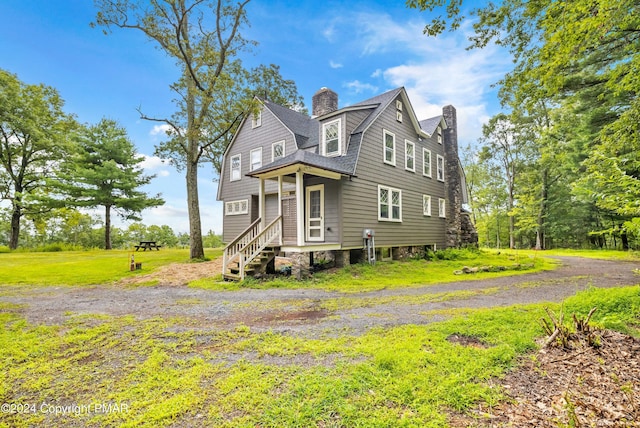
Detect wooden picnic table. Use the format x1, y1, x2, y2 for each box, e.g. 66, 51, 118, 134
135, 241, 162, 251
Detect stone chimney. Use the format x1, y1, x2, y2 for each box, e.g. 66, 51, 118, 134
443, 105, 462, 248
312, 87, 338, 117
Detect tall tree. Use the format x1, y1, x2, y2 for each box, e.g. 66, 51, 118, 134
59, 119, 164, 249
478, 113, 533, 249
93, 0, 252, 260
410, 0, 640, 248
0, 69, 75, 249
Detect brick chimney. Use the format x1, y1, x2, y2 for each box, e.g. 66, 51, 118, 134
312, 87, 338, 117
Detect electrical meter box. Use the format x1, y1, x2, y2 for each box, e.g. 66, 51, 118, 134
363, 229, 375, 239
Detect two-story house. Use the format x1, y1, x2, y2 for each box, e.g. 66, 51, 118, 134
217, 87, 474, 279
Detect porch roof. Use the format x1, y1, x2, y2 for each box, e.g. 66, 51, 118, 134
246, 150, 354, 180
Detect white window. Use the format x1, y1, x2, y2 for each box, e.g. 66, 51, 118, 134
252, 111, 261, 128
423, 195, 432, 216
437, 155, 445, 182
423, 148, 432, 177
230, 154, 241, 182
437, 126, 442, 144
383, 130, 395, 166
396, 111, 403, 122
250, 148, 262, 171
322, 119, 341, 156
405, 140, 415, 172
378, 185, 402, 222
272, 140, 285, 161
225, 199, 248, 216
396, 100, 403, 111
439, 198, 446, 218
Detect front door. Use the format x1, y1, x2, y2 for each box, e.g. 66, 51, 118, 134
306, 184, 324, 241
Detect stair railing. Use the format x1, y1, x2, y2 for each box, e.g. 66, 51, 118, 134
223, 218, 261, 276
238, 216, 282, 280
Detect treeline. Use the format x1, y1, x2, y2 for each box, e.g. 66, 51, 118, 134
0, 208, 222, 251
1, 69, 165, 250
411, 0, 640, 250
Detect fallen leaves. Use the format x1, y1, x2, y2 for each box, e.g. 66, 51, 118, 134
452, 329, 640, 427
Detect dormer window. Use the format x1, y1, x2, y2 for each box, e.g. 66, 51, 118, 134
322, 119, 341, 157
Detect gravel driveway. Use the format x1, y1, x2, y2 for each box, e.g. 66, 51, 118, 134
3, 256, 638, 337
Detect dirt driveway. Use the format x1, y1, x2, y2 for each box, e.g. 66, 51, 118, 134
3, 256, 639, 336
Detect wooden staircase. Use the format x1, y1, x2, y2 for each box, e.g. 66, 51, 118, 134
223, 216, 282, 281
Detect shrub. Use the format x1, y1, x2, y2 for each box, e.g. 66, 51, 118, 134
425, 247, 482, 261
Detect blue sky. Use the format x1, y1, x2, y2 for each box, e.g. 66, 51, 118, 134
0, 0, 510, 234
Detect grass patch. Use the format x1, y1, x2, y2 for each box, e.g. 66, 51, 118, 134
0, 248, 221, 287
520, 248, 640, 261
0, 285, 638, 426
192, 249, 556, 293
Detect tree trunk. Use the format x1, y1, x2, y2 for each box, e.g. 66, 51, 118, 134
185, 72, 205, 260
105, 205, 112, 250
186, 159, 204, 259
621, 227, 629, 251
508, 191, 515, 249
9, 203, 21, 250
535, 169, 548, 250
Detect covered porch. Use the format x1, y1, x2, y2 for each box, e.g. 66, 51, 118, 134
223, 151, 354, 280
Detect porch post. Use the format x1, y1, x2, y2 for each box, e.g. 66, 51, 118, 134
277, 175, 283, 217
296, 170, 304, 246
277, 175, 283, 245
259, 177, 266, 229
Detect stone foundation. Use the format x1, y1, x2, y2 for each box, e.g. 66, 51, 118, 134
460, 212, 478, 246
350, 248, 365, 264
289, 252, 311, 280
333, 250, 350, 268
391, 246, 427, 260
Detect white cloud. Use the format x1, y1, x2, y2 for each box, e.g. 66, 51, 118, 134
322, 22, 337, 42
353, 13, 428, 56
333, 12, 511, 145
135, 200, 223, 235
150, 124, 172, 136
138, 154, 172, 178
316, 8, 510, 145
329, 60, 343, 69
344, 80, 379, 95
139, 154, 167, 169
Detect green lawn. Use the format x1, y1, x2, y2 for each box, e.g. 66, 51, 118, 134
525, 248, 640, 261
0, 248, 220, 286
0, 248, 638, 426
191, 249, 557, 292
0, 286, 638, 427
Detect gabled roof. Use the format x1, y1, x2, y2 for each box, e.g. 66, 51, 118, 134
352, 87, 403, 134
262, 100, 319, 149
419, 116, 446, 136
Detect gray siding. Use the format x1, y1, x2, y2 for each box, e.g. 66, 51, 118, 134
304, 176, 341, 243
219, 105, 296, 242
342, 95, 448, 248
